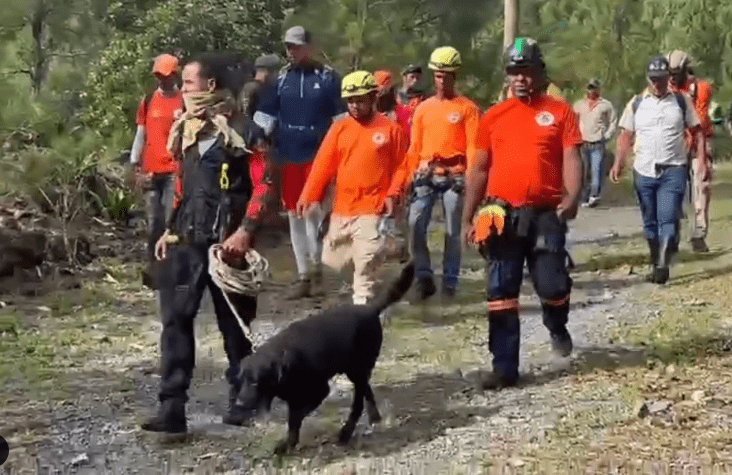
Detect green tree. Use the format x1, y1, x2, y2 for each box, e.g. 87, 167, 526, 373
83, 0, 280, 137
0, 0, 110, 95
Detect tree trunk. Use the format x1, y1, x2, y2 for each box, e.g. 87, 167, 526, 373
30, 0, 50, 96
503, 0, 518, 50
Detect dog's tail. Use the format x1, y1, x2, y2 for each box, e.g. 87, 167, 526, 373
369, 260, 415, 313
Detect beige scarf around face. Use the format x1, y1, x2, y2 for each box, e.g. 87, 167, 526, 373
167, 89, 250, 155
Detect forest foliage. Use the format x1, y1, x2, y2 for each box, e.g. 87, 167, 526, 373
1, 0, 731, 219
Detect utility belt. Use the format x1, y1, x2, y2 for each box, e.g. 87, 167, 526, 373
473, 197, 573, 267
484, 198, 559, 237
412, 156, 466, 193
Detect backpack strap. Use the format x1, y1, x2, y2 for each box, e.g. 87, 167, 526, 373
141, 91, 155, 120
631, 94, 643, 128
632, 93, 688, 128
673, 93, 687, 128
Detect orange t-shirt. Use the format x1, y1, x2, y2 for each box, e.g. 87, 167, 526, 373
406, 95, 480, 179
299, 113, 408, 216
476, 95, 582, 208
135, 90, 183, 174
671, 79, 713, 138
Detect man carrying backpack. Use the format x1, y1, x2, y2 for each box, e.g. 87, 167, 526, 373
668, 50, 714, 253
610, 56, 707, 284
130, 54, 183, 288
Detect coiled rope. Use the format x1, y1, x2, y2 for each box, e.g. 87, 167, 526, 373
208, 244, 270, 343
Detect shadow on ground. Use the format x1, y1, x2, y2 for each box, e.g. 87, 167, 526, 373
271, 371, 499, 464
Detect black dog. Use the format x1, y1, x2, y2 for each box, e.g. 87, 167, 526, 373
224, 261, 415, 454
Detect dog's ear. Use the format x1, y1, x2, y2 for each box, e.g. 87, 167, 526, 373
274, 349, 292, 385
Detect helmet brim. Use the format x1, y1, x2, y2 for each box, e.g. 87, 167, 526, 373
428, 63, 460, 72
341, 88, 377, 98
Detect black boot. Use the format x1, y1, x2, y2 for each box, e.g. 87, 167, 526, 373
542, 303, 573, 357
141, 398, 187, 435
654, 239, 674, 285
415, 277, 437, 301
645, 239, 660, 283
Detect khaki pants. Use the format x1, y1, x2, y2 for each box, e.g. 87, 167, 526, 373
690, 140, 714, 240
322, 214, 383, 305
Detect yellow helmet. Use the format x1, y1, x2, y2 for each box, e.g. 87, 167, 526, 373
428, 46, 461, 72
341, 71, 378, 98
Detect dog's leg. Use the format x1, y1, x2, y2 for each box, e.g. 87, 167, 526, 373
363, 383, 381, 424
274, 405, 308, 455
338, 380, 366, 444
274, 382, 330, 455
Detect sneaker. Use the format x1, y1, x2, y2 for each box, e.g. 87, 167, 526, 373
415, 277, 437, 301
141, 399, 187, 436
285, 277, 311, 300
441, 286, 456, 299
550, 329, 573, 357
690, 237, 709, 253
587, 196, 600, 208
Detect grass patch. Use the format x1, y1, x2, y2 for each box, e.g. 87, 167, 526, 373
0, 257, 157, 401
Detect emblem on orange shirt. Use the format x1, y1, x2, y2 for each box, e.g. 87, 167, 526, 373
535, 111, 555, 126
447, 111, 461, 124
372, 132, 387, 147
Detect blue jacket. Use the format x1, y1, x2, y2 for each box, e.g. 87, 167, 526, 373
254, 62, 346, 164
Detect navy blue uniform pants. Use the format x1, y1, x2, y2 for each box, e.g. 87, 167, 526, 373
480, 209, 573, 380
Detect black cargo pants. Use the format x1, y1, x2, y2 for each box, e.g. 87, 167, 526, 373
156, 242, 256, 403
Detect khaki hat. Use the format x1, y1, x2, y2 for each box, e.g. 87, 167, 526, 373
153, 54, 178, 77
668, 50, 692, 71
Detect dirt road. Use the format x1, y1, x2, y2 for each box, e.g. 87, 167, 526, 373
1, 176, 731, 474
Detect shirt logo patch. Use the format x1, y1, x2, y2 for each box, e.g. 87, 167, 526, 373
314, 83, 320, 89
372, 132, 387, 147
447, 111, 461, 124
535, 111, 555, 126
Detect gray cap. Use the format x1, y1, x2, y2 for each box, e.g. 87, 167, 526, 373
284, 26, 310, 46
254, 53, 280, 69
587, 78, 601, 89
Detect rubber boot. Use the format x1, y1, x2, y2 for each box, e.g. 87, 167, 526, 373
654, 238, 673, 285
645, 239, 660, 283
415, 276, 437, 301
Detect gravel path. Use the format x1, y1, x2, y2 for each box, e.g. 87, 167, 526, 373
13, 205, 665, 475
